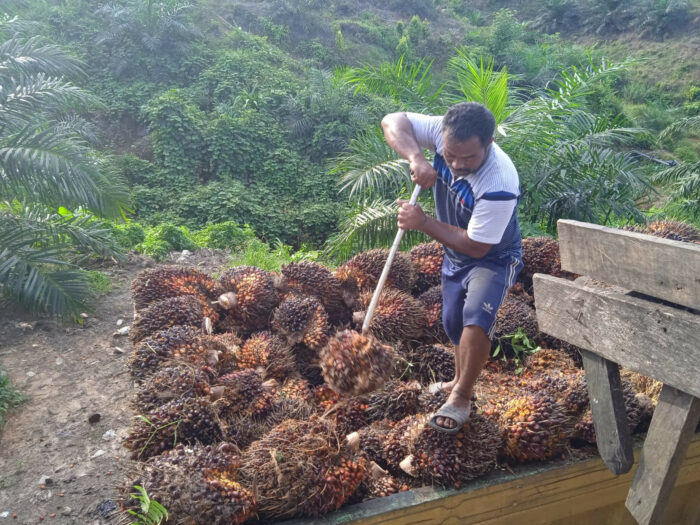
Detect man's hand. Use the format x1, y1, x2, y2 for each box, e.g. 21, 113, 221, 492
397, 199, 428, 231
409, 157, 437, 189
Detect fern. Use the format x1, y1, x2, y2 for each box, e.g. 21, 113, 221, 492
128, 485, 169, 525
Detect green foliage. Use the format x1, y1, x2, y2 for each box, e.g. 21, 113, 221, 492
0, 366, 25, 427
492, 327, 541, 375
138, 223, 198, 261
192, 221, 256, 250
83, 270, 112, 295
108, 221, 147, 250
128, 484, 169, 525
227, 238, 321, 272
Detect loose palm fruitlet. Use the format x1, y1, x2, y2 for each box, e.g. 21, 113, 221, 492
124, 397, 222, 460
400, 413, 501, 488
239, 416, 365, 519
129, 295, 206, 343
410, 242, 444, 294
122, 443, 255, 525
271, 295, 330, 350
281, 261, 353, 324
239, 331, 295, 380
320, 330, 394, 396
354, 289, 426, 342
335, 248, 416, 294
131, 267, 221, 311
520, 236, 576, 290
131, 361, 217, 413
218, 266, 284, 332
367, 380, 422, 422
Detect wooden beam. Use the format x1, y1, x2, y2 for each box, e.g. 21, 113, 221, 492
557, 220, 700, 310
626, 385, 700, 525
533, 274, 700, 398
581, 350, 634, 474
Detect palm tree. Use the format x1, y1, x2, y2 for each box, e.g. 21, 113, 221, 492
327, 54, 652, 258
0, 17, 129, 318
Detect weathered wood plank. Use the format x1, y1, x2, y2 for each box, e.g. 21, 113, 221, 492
581, 350, 634, 474
557, 219, 700, 310
625, 385, 700, 525
533, 274, 700, 398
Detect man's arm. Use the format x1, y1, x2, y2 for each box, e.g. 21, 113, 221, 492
381, 112, 438, 189
397, 199, 492, 259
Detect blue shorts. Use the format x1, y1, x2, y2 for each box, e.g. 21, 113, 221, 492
441, 255, 523, 344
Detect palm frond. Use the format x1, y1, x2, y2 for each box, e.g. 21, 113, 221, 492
659, 115, 700, 142
0, 36, 85, 80
652, 161, 700, 201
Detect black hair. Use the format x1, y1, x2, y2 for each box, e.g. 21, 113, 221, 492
442, 102, 496, 147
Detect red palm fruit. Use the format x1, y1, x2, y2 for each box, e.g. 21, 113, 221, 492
354, 289, 426, 342
320, 330, 394, 396
324, 398, 370, 435
272, 295, 330, 350
239, 331, 295, 380
523, 348, 579, 377
217, 266, 284, 332
129, 295, 206, 343
520, 236, 576, 291
335, 249, 416, 294
410, 242, 443, 294
281, 261, 353, 324
131, 266, 222, 311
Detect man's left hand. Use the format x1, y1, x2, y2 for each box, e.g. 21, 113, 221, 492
397, 199, 427, 231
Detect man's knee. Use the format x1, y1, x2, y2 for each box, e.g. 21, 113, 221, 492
459, 324, 490, 350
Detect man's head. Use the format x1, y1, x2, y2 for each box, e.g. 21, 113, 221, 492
442, 102, 495, 177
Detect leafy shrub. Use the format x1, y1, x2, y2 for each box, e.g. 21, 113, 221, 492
83, 270, 112, 295
0, 367, 25, 427
108, 221, 146, 250
192, 221, 257, 250
138, 223, 198, 261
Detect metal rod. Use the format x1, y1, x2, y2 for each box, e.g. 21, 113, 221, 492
362, 184, 422, 335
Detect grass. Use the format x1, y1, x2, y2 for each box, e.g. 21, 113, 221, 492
226, 239, 325, 272
84, 270, 113, 295
0, 365, 25, 427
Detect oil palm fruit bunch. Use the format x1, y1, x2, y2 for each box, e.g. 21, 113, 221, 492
293, 342, 325, 386
411, 344, 455, 385
211, 368, 275, 421
124, 397, 222, 460
349, 462, 410, 503
239, 331, 295, 380
507, 282, 534, 306
417, 285, 448, 343
625, 220, 700, 243
335, 249, 416, 294
324, 398, 370, 435
620, 368, 662, 402
491, 296, 539, 358
399, 413, 501, 488
129, 295, 206, 343
356, 420, 392, 466
383, 415, 424, 473
210, 332, 243, 375
320, 329, 394, 396
217, 266, 284, 333
272, 295, 330, 350
410, 242, 443, 294
131, 361, 217, 413
523, 348, 578, 378
239, 416, 365, 519
312, 383, 341, 411
354, 289, 426, 342
122, 443, 255, 525
131, 267, 221, 311
128, 325, 221, 381
281, 261, 353, 324
367, 380, 422, 422
520, 236, 576, 290
492, 391, 573, 463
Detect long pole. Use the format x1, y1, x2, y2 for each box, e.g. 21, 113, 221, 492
362, 184, 422, 335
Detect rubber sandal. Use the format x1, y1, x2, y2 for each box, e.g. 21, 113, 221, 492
428, 403, 471, 435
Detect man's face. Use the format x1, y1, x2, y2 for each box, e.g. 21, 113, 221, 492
442, 134, 493, 178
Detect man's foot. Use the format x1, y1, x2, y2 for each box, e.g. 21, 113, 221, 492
427, 379, 456, 395
431, 388, 471, 432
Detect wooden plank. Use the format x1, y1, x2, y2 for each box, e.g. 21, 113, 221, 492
281, 437, 700, 525
557, 219, 700, 310
626, 385, 700, 525
533, 274, 700, 398
581, 350, 634, 474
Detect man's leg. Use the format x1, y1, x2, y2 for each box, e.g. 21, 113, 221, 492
433, 325, 490, 429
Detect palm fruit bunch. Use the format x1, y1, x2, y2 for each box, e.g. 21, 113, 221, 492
278, 376, 314, 404
129, 295, 206, 343
417, 285, 449, 343
217, 266, 284, 333
239, 416, 365, 519
419, 388, 450, 413
348, 462, 410, 503
491, 391, 573, 462
410, 242, 444, 294
356, 421, 392, 466
271, 295, 330, 349
122, 443, 255, 525
367, 380, 422, 422
335, 248, 416, 294
507, 282, 534, 307
320, 329, 394, 396
399, 413, 501, 488
410, 344, 455, 385
620, 368, 662, 402
128, 325, 221, 381
281, 261, 353, 324
523, 348, 578, 378
312, 383, 341, 411
520, 236, 576, 290
324, 398, 370, 435
491, 296, 539, 358
293, 342, 325, 386
131, 361, 217, 413
210, 332, 243, 375
211, 368, 275, 421
354, 289, 426, 342
624, 220, 700, 243
123, 397, 222, 460
238, 331, 295, 380
131, 267, 221, 311
383, 415, 424, 473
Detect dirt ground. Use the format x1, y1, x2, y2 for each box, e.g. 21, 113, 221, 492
0, 251, 229, 525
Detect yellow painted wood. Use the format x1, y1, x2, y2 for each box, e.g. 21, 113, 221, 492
348, 437, 700, 525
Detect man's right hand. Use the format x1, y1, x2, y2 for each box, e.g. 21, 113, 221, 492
409, 157, 438, 189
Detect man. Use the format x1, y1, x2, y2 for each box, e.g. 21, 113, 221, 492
381, 102, 523, 434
